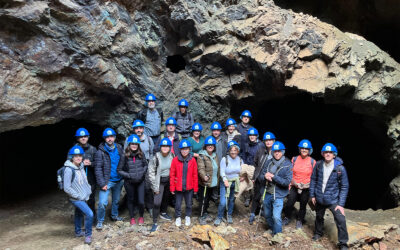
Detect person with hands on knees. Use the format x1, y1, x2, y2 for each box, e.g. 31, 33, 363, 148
170, 139, 198, 227
187, 123, 205, 158
117, 134, 148, 226
310, 143, 349, 250
259, 141, 292, 236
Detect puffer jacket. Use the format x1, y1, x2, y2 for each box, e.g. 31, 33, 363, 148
172, 111, 194, 137
259, 157, 293, 199
197, 150, 220, 187
148, 152, 174, 193
94, 142, 124, 188
241, 139, 264, 166
310, 157, 349, 207
63, 160, 92, 201
117, 151, 148, 183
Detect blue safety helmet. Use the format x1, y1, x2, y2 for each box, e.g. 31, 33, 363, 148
68, 145, 84, 155
132, 119, 145, 128
103, 128, 116, 137
298, 139, 313, 154
240, 110, 252, 119
227, 140, 240, 150
178, 99, 189, 107
210, 121, 222, 130
165, 117, 177, 126
179, 139, 191, 149
192, 123, 203, 131
263, 132, 276, 141
321, 143, 338, 156
225, 118, 237, 127
204, 136, 217, 145
247, 128, 259, 136
127, 134, 141, 144
75, 128, 89, 137
145, 93, 156, 102
159, 138, 172, 147
271, 141, 286, 151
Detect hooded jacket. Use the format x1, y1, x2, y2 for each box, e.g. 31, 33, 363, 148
117, 151, 148, 183
94, 142, 124, 188
170, 153, 198, 193
148, 152, 174, 193
63, 160, 92, 201
197, 150, 220, 187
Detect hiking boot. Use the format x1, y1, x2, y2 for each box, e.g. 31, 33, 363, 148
84, 236, 92, 245
199, 216, 207, 225
95, 222, 103, 230
249, 213, 255, 225
138, 217, 144, 225
160, 213, 172, 221
130, 218, 136, 225
282, 217, 290, 226
175, 217, 181, 227
214, 218, 222, 226
111, 216, 123, 222
227, 215, 233, 224
75, 231, 85, 237
150, 223, 158, 232
339, 245, 348, 250
244, 199, 251, 207
312, 234, 321, 241
296, 220, 303, 229
185, 216, 191, 226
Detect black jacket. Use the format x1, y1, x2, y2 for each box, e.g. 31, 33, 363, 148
252, 144, 270, 181
75, 143, 97, 168
136, 107, 164, 124
117, 152, 148, 183
154, 132, 181, 156
94, 142, 124, 188
237, 123, 253, 149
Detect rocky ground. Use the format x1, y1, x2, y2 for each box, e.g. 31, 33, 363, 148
0, 191, 399, 250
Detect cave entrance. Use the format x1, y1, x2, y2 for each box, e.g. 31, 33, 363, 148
0, 119, 104, 205
166, 55, 186, 73
230, 93, 396, 210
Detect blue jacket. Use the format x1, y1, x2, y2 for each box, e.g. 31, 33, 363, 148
259, 157, 293, 199
241, 140, 264, 165
310, 158, 349, 207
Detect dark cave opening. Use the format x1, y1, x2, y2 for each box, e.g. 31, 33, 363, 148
0, 119, 104, 205
230, 93, 397, 210
166, 55, 186, 73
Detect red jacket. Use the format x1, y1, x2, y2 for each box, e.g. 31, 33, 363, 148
170, 154, 198, 193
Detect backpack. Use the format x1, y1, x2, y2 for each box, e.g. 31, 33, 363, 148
316, 161, 344, 186
292, 156, 315, 170
224, 156, 243, 167
57, 166, 76, 190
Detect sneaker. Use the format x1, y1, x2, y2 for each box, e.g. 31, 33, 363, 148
160, 213, 172, 221
111, 216, 123, 221
138, 217, 144, 225
227, 215, 233, 224
75, 231, 85, 237
96, 222, 103, 230
214, 218, 222, 226
130, 218, 136, 225
312, 234, 321, 241
199, 217, 207, 225
249, 213, 255, 225
175, 217, 181, 227
244, 199, 250, 207
185, 216, 191, 226
84, 236, 92, 245
150, 223, 158, 232
296, 220, 303, 229
282, 217, 290, 226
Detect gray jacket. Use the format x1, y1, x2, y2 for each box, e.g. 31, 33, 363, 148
147, 152, 174, 193
172, 111, 194, 137
124, 134, 154, 161
63, 160, 92, 201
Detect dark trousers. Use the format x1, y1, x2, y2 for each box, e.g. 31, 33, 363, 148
198, 185, 216, 216
124, 180, 145, 218
250, 181, 263, 214
175, 190, 193, 217
150, 135, 160, 145
153, 178, 170, 223
283, 187, 309, 222
315, 203, 349, 246
86, 167, 97, 218
145, 184, 154, 210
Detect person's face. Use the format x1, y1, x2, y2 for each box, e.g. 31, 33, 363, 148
105, 135, 116, 145
242, 116, 250, 124
323, 151, 335, 162
249, 135, 257, 142
229, 147, 239, 158
161, 146, 171, 154
134, 126, 144, 136
264, 139, 274, 148
77, 136, 89, 145
147, 100, 155, 109
212, 130, 221, 138
129, 143, 139, 151
300, 148, 309, 157
180, 148, 190, 157
227, 125, 235, 133
193, 131, 201, 138
179, 106, 187, 114
167, 125, 175, 132
72, 155, 83, 165
273, 150, 283, 160
206, 145, 215, 154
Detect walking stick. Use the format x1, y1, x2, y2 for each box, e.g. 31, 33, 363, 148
200, 185, 208, 217
255, 187, 267, 233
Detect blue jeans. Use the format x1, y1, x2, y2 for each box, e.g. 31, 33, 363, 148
263, 193, 284, 235
97, 180, 124, 222
71, 200, 93, 236
217, 181, 236, 219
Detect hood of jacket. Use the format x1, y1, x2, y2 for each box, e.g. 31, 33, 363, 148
64, 160, 84, 170
198, 149, 216, 159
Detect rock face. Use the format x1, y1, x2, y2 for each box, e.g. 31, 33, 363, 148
1, 1, 400, 195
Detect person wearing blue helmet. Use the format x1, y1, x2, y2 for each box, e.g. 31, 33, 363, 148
94, 128, 125, 230
249, 131, 276, 224
210, 121, 228, 162
148, 138, 175, 232
237, 110, 254, 148
73, 128, 98, 220
187, 123, 205, 158
310, 143, 349, 250
197, 136, 220, 225
117, 134, 148, 226
154, 117, 182, 156
137, 94, 164, 144
257, 141, 292, 235
221, 118, 241, 147
172, 99, 194, 139
126, 120, 154, 162
283, 139, 316, 229
63, 145, 93, 245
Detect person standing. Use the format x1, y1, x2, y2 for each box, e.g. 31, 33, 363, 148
136, 93, 163, 144
172, 99, 194, 139
187, 123, 205, 158
210, 122, 227, 161
236, 110, 253, 148
221, 118, 241, 147
154, 117, 181, 156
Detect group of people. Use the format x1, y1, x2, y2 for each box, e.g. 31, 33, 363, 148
61, 94, 349, 249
